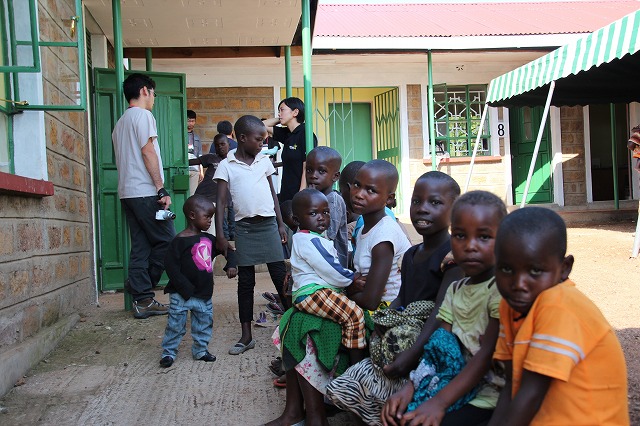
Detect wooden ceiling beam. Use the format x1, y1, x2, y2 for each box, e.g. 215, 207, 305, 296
123, 46, 302, 59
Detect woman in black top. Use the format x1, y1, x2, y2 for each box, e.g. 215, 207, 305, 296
263, 97, 318, 202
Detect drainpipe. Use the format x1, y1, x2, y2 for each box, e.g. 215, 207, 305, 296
145, 47, 153, 72
112, 0, 130, 310
611, 104, 619, 209
427, 51, 436, 171
285, 46, 292, 98
301, 0, 314, 153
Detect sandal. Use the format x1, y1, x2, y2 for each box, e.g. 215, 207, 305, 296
269, 359, 284, 376
270, 357, 282, 368
273, 376, 287, 388
266, 302, 285, 315
261, 292, 281, 304
228, 339, 256, 355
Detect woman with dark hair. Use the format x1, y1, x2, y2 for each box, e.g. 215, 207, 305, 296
263, 97, 318, 202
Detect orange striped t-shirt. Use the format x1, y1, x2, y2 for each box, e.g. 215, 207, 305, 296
494, 280, 629, 425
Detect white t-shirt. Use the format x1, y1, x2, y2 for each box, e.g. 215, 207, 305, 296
112, 107, 163, 199
353, 215, 411, 302
213, 150, 276, 221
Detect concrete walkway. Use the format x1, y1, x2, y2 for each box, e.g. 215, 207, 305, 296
0, 273, 357, 425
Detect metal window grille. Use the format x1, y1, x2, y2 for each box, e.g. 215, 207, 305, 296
433, 84, 490, 157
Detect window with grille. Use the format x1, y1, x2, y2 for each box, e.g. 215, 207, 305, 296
433, 85, 490, 157
0, 0, 85, 193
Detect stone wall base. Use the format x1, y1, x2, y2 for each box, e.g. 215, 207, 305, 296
0, 313, 79, 397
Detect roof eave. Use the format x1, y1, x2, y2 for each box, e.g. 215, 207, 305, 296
312, 34, 587, 51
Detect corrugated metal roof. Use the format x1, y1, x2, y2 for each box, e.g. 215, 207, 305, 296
315, 2, 640, 38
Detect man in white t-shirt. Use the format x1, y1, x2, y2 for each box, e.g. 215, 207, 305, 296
112, 73, 175, 319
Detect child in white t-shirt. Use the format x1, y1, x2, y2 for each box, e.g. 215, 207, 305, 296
213, 115, 288, 356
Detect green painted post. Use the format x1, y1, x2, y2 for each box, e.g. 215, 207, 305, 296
302, 0, 314, 153
145, 47, 153, 72
427, 50, 437, 171
611, 104, 619, 210
112, 0, 130, 310
113, 0, 124, 117
285, 45, 292, 98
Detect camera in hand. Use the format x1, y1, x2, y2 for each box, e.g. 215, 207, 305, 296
155, 210, 176, 220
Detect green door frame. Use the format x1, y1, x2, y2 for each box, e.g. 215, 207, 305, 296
92, 68, 188, 295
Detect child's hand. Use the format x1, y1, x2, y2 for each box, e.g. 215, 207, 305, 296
352, 273, 367, 292
381, 382, 414, 426
383, 349, 418, 379
226, 267, 237, 279
398, 397, 447, 426
216, 236, 231, 256
278, 225, 288, 244
346, 273, 366, 296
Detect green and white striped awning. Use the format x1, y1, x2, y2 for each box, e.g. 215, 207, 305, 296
487, 8, 640, 107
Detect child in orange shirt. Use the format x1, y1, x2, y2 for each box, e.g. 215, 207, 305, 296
489, 207, 629, 426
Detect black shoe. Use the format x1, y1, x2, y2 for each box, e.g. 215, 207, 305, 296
197, 352, 217, 362
159, 356, 174, 368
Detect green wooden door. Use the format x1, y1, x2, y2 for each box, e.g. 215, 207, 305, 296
509, 106, 553, 204
374, 88, 403, 213
328, 102, 373, 165
93, 69, 188, 291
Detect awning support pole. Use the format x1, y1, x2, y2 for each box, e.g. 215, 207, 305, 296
520, 81, 556, 208
112, 0, 124, 118
610, 104, 619, 210
464, 102, 489, 192
145, 47, 152, 71
632, 202, 640, 257
285, 46, 292, 98
112, 0, 130, 310
301, 0, 314, 153
427, 50, 436, 171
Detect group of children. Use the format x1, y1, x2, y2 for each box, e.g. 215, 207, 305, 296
158, 113, 630, 426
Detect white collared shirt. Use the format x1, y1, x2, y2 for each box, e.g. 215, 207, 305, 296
213, 150, 276, 220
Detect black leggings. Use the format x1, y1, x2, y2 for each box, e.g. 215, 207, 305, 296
237, 261, 288, 323
441, 405, 493, 426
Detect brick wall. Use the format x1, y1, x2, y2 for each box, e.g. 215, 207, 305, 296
433, 159, 508, 199
186, 87, 274, 152
405, 86, 507, 202
0, 0, 94, 355
560, 106, 587, 205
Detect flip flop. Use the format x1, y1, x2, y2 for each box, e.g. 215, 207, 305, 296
228, 339, 256, 355
261, 292, 281, 304
266, 302, 285, 315
273, 376, 287, 388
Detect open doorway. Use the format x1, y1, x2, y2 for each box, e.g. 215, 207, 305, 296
588, 104, 631, 201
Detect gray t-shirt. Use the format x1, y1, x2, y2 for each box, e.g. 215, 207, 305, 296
326, 190, 349, 268
112, 107, 163, 198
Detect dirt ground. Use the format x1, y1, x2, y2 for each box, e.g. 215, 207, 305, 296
0, 220, 639, 425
